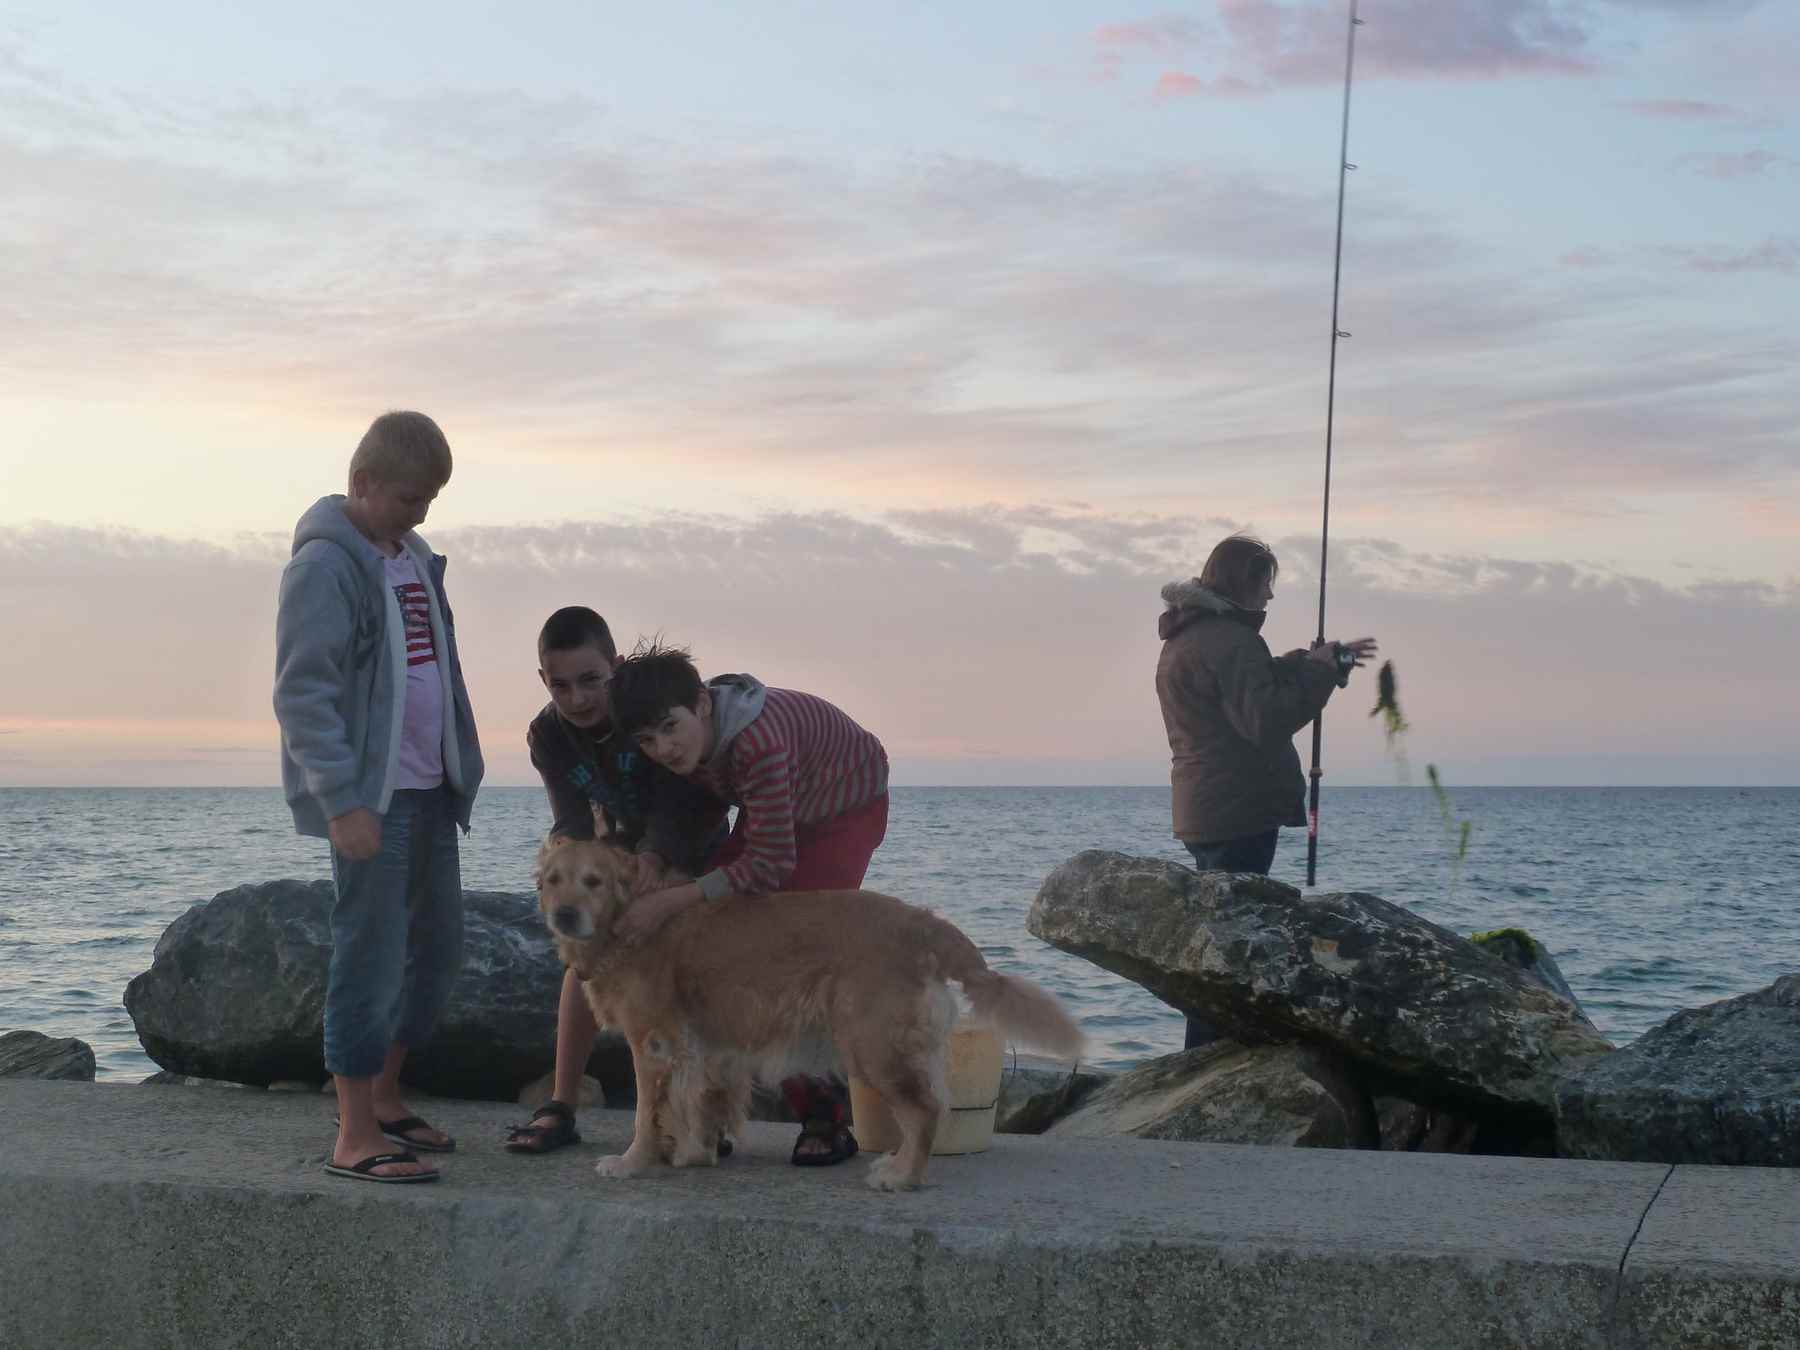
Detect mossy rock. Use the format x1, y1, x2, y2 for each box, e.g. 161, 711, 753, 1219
1470, 928, 1541, 961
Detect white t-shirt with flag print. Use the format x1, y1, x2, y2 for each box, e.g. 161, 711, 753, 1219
385, 553, 445, 790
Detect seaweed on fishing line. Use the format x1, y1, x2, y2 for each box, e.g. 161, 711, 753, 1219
1426, 763, 1474, 902
1369, 660, 1410, 747
1379, 659, 1473, 894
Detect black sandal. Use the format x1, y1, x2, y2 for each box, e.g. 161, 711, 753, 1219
790, 1117, 858, 1167
505, 1100, 582, 1154
322, 1150, 438, 1183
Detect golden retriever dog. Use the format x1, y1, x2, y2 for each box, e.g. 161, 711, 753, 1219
536, 834, 1085, 1192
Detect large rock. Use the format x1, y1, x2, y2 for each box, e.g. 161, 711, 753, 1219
1470, 927, 1597, 1031
1028, 851, 1613, 1133
0, 1030, 96, 1081
1046, 1043, 1357, 1148
122, 880, 632, 1101
1555, 974, 1800, 1166
1363, 924, 1595, 1155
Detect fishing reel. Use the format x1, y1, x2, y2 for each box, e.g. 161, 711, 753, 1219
1331, 642, 1357, 688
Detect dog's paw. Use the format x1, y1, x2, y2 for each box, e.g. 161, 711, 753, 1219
594, 1152, 652, 1180
864, 1157, 921, 1193
669, 1142, 719, 1168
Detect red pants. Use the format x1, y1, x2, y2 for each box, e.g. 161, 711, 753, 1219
705, 792, 889, 1125
708, 791, 889, 892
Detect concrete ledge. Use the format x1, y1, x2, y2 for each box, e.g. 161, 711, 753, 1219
1, 1081, 1794, 1349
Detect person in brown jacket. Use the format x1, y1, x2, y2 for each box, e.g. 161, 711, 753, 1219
1155, 535, 1376, 1006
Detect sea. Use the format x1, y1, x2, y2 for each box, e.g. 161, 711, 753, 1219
1, 786, 1795, 1082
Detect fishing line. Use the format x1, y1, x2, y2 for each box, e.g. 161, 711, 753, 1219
1306, 0, 1363, 889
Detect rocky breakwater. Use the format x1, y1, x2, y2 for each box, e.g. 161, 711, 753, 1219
0, 1029, 96, 1081
1556, 972, 1800, 1167
1027, 850, 1615, 1153
123, 880, 631, 1101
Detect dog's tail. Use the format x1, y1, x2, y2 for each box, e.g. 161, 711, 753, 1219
931, 922, 1086, 1061
961, 969, 1087, 1061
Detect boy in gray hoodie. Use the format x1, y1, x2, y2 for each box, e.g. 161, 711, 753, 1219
274, 410, 484, 1183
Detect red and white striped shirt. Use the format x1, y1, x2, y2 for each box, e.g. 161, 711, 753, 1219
695, 687, 887, 897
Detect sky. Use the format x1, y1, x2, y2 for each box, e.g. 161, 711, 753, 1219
1, 0, 1796, 789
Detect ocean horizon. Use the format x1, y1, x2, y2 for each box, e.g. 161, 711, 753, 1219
3, 784, 1796, 1083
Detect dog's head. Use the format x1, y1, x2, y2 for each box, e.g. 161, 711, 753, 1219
535, 834, 639, 943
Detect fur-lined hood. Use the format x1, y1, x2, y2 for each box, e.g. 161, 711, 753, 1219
1158, 578, 1265, 641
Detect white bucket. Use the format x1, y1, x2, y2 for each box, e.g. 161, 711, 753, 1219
849, 1020, 1004, 1156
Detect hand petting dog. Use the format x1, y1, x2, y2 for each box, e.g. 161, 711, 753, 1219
615, 882, 702, 944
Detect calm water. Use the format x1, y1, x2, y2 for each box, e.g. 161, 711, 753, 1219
1, 786, 1795, 1081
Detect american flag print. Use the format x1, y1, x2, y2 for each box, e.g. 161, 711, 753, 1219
392, 581, 438, 668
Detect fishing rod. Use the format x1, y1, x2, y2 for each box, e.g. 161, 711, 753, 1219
1306, 0, 1363, 889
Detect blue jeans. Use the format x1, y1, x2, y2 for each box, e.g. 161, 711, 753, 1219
1183, 828, 1280, 876
1180, 828, 1279, 1050
325, 786, 464, 1078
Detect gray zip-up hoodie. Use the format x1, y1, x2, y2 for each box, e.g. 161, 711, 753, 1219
701, 673, 768, 767
695, 674, 765, 901
273, 495, 484, 838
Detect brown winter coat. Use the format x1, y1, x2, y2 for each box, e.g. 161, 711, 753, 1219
1154, 580, 1340, 843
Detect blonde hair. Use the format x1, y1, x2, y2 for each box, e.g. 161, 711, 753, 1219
347, 411, 453, 489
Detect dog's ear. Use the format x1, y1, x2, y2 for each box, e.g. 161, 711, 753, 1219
535, 833, 576, 889
594, 843, 644, 931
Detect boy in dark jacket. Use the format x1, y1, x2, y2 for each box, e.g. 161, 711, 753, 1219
504, 607, 727, 1154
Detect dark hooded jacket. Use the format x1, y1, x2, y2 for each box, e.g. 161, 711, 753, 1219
1154, 579, 1339, 842
525, 703, 727, 873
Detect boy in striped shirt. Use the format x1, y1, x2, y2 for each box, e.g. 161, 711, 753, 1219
606, 643, 889, 1166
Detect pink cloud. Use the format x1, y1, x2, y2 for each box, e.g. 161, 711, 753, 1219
1559, 247, 1619, 268
1675, 149, 1793, 179
1673, 237, 1800, 273
6, 520, 1797, 788
1095, 16, 1205, 53
1093, 16, 1206, 81
1094, 1, 1595, 99
1153, 70, 1258, 99
1623, 98, 1744, 121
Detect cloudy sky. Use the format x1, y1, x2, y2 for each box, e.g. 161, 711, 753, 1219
1, 0, 1795, 790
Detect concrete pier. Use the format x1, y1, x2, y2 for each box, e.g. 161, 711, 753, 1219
0, 1080, 1794, 1348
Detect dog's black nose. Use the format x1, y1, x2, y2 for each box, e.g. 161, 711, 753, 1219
554, 906, 580, 932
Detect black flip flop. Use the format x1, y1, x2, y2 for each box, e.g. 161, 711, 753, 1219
323, 1150, 438, 1184
504, 1100, 582, 1154
332, 1113, 457, 1153
378, 1114, 456, 1153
